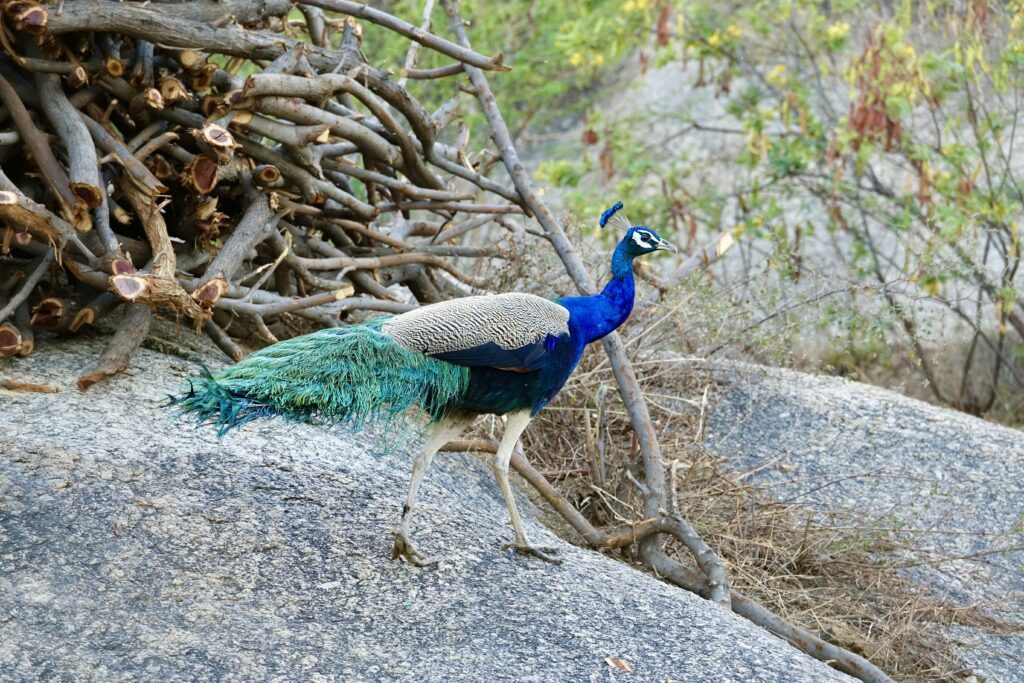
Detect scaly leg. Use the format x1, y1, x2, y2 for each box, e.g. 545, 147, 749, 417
392, 418, 467, 567
493, 410, 562, 564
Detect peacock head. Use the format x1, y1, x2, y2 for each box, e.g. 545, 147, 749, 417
622, 225, 676, 257
600, 201, 676, 259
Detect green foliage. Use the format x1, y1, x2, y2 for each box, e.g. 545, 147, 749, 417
491, 0, 1024, 419
357, 0, 650, 134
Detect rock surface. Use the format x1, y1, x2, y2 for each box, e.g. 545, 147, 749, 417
0, 330, 849, 682
705, 364, 1024, 682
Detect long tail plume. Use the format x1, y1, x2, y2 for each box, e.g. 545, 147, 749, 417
169, 325, 469, 437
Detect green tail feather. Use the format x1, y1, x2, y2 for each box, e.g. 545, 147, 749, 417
169, 324, 469, 437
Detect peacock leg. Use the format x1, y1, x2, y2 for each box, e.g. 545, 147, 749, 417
493, 411, 562, 564
392, 418, 466, 567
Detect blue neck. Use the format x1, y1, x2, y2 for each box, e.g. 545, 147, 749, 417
560, 241, 636, 345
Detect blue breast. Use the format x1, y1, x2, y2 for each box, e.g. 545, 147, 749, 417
445, 262, 637, 417
454, 325, 585, 416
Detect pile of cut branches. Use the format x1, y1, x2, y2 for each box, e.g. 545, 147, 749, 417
0, 0, 526, 388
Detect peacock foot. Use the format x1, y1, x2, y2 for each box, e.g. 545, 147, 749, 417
391, 530, 442, 567
501, 541, 563, 565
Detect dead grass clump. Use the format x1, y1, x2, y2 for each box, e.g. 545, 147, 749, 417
518, 331, 1019, 681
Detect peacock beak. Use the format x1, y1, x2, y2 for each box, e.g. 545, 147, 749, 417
655, 237, 677, 253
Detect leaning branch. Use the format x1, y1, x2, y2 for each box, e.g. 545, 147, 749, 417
300, 0, 508, 71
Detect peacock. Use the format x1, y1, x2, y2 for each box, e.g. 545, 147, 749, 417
171, 202, 675, 565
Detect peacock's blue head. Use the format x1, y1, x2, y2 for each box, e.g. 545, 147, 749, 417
622, 225, 676, 257
600, 201, 676, 259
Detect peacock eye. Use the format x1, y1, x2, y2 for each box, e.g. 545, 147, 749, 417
631, 231, 653, 249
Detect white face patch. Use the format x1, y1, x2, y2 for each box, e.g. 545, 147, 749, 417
631, 230, 655, 250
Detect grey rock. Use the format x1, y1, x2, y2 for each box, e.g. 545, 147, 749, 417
0, 331, 849, 683
705, 363, 1024, 682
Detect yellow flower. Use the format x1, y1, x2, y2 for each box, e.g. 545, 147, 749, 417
569, 52, 584, 67
826, 21, 850, 41
593, 54, 605, 66
707, 31, 721, 47
726, 24, 742, 38
767, 64, 787, 85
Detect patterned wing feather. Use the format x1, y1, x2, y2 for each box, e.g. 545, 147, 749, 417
381, 293, 570, 371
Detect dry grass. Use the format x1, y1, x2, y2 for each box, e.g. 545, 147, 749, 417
513, 317, 1020, 682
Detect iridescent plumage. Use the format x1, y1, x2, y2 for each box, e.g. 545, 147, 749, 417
170, 324, 469, 437
171, 202, 675, 565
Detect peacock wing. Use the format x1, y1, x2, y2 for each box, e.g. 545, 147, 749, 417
380, 293, 570, 371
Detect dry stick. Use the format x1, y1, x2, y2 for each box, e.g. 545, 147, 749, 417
664, 514, 730, 604
0, 72, 90, 231
304, 228, 403, 302
129, 39, 155, 89
398, 0, 436, 88
48, 0, 293, 32
364, 243, 499, 258
622, 469, 729, 606
0, 378, 59, 393
34, 69, 116, 253
296, 244, 490, 289
79, 113, 167, 197
112, 180, 209, 320
426, 149, 523, 206
231, 112, 329, 149
377, 200, 524, 215
14, 300, 33, 355
216, 292, 413, 318
431, 99, 462, 144
407, 63, 464, 80
333, 218, 410, 250
10, 57, 106, 76
299, 0, 506, 71
0, 249, 54, 324
0, 321, 22, 357
76, 302, 152, 391
204, 318, 244, 362
0, 190, 95, 260
133, 131, 179, 162
70, 291, 121, 332
322, 159, 472, 202
31, 297, 81, 332
331, 69, 446, 190
241, 232, 293, 299
298, 5, 329, 48
442, 0, 672, 565
586, 384, 609, 487
432, 214, 494, 243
